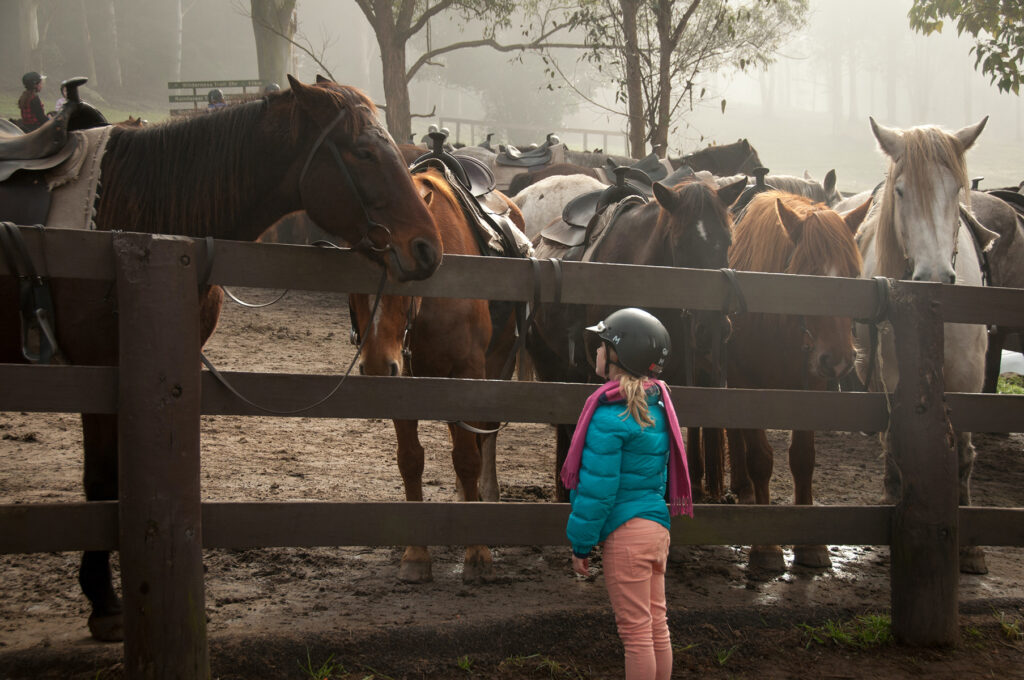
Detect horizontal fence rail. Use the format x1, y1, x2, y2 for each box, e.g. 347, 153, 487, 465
1, 365, 1021, 434
4, 502, 1022, 554
4, 229, 1024, 326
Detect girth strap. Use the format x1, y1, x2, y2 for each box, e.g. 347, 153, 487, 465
0, 222, 62, 363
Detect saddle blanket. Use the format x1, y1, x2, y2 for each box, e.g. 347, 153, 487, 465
44, 126, 112, 231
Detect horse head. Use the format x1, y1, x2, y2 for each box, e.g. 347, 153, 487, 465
349, 292, 415, 377
871, 116, 987, 283
287, 75, 442, 281
733, 191, 869, 382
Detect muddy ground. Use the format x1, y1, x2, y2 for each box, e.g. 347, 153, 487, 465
1, 289, 1022, 679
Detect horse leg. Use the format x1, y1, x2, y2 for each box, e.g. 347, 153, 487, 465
956, 431, 988, 574
725, 428, 754, 505
703, 427, 726, 502
555, 424, 573, 502
448, 423, 494, 584
982, 326, 1005, 395
685, 428, 707, 501
80, 413, 124, 642
478, 431, 500, 502
394, 419, 433, 584
789, 430, 831, 568
743, 429, 785, 572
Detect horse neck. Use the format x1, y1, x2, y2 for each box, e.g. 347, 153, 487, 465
96, 109, 298, 241
593, 203, 674, 267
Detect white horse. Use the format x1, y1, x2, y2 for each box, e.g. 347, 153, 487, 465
854, 116, 995, 574
512, 173, 606, 241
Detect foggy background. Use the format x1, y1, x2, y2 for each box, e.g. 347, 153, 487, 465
4, 0, 1021, 193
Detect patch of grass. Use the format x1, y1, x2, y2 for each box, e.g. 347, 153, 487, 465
993, 609, 1024, 641
798, 613, 893, 649
498, 653, 587, 679
997, 374, 1024, 394
298, 649, 345, 680
714, 644, 738, 666
456, 654, 474, 672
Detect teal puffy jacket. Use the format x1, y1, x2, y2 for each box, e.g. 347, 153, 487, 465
566, 389, 671, 557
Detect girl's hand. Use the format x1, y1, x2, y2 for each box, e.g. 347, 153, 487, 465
572, 554, 590, 576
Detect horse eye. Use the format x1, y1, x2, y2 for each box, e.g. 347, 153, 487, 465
354, 147, 374, 161
894, 187, 904, 199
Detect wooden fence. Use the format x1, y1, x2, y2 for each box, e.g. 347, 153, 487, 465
167, 79, 265, 117
434, 115, 629, 155
1, 226, 1023, 679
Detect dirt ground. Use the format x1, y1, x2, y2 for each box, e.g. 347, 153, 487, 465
1, 289, 1022, 679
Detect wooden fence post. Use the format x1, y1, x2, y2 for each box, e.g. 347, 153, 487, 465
887, 281, 959, 645
114, 233, 208, 678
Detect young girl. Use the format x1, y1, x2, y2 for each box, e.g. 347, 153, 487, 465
562, 307, 692, 680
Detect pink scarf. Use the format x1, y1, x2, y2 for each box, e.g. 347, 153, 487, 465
560, 379, 693, 517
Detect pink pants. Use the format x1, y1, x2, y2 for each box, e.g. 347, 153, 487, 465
602, 517, 672, 680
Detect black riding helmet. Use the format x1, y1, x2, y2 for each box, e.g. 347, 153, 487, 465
586, 308, 671, 378
22, 71, 44, 89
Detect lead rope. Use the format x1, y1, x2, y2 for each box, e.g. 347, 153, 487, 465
199, 266, 389, 416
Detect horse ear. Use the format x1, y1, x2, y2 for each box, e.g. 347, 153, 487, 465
823, 169, 837, 194
717, 177, 747, 208
870, 117, 904, 159
776, 197, 805, 244
315, 74, 331, 84
954, 116, 988, 151
842, 196, 872, 234
803, 170, 812, 180
652, 182, 678, 211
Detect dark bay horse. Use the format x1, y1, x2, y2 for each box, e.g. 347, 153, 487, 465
723, 191, 869, 571
348, 165, 523, 584
526, 175, 747, 501
0, 75, 442, 641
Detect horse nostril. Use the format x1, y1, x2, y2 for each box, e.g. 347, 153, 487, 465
389, 361, 400, 376
947, 272, 957, 284
820, 354, 834, 373
411, 237, 440, 272
358, 364, 365, 375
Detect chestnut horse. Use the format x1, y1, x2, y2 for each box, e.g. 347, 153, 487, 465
724, 191, 869, 571
348, 165, 523, 584
525, 174, 747, 501
0, 75, 442, 641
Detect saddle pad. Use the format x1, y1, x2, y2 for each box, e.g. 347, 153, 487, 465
959, 203, 999, 255
45, 125, 112, 230
540, 218, 587, 248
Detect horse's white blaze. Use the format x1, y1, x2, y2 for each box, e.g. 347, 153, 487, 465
896, 169, 961, 282
695, 220, 708, 242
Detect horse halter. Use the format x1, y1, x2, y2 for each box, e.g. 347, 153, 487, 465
298, 106, 393, 255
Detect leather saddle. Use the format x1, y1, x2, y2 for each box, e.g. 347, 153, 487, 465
542, 166, 651, 248
0, 77, 108, 182
604, 151, 670, 184
496, 133, 559, 167
730, 166, 775, 216
413, 131, 496, 199
989, 189, 1024, 216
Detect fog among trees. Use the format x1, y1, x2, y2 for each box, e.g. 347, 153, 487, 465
2, 0, 1020, 189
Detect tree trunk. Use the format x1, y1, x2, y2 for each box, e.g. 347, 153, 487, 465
174, 0, 183, 81
619, 0, 645, 158
251, 0, 297, 87
651, 0, 676, 158
379, 29, 411, 142
79, 0, 98, 86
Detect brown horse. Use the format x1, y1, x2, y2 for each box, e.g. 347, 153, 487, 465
0, 75, 442, 641
723, 191, 869, 571
525, 174, 747, 501
348, 164, 523, 584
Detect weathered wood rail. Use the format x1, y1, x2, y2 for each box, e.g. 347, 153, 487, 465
1, 227, 1023, 678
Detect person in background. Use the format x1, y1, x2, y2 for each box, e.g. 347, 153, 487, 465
17, 71, 48, 132
262, 82, 281, 95
54, 83, 69, 113
207, 88, 227, 111
563, 307, 693, 680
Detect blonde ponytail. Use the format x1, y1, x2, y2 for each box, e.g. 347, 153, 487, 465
617, 374, 655, 428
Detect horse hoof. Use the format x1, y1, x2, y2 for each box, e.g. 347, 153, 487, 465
88, 613, 124, 642
794, 544, 832, 569
462, 557, 495, 584
398, 559, 433, 583
748, 545, 786, 572
960, 546, 988, 575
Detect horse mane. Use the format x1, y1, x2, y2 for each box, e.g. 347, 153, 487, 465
96, 84, 380, 237
730, 191, 861, 278
764, 176, 827, 204
874, 125, 971, 278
